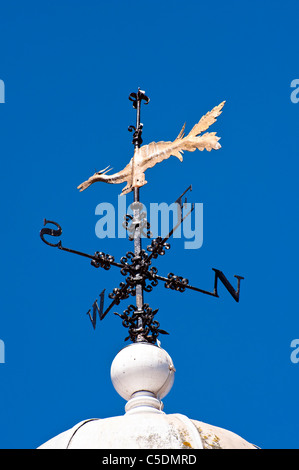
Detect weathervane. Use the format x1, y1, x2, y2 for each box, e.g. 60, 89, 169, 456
40, 88, 244, 343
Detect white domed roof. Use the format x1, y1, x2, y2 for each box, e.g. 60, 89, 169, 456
38, 414, 256, 449
38, 343, 257, 450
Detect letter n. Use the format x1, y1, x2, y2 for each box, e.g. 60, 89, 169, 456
212, 269, 244, 302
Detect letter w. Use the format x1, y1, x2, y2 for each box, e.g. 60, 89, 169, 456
86, 290, 105, 329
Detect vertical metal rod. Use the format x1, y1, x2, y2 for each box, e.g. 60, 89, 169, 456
133, 190, 143, 312
135, 95, 141, 142
128, 88, 150, 340
133, 93, 144, 324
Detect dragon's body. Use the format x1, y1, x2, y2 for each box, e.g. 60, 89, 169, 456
77, 101, 225, 195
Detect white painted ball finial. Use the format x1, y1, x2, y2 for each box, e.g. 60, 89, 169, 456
110, 342, 175, 414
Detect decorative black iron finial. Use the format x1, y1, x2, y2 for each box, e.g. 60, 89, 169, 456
128, 88, 149, 148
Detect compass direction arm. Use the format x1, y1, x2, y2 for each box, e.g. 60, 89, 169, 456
147, 185, 195, 262
86, 279, 137, 327
154, 268, 244, 301
100, 281, 133, 321
162, 201, 195, 245
40, 219, 124, 269
40, 219, 97, 260
154, 273, 218, 297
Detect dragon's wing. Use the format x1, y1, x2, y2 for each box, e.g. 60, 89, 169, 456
136, 101, 225, 173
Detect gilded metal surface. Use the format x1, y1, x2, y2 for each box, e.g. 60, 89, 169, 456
77, 101, 225, 195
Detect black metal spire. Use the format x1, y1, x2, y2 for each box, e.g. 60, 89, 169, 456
127, 88, 150, 341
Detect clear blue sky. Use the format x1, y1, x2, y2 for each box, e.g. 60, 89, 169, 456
0, 0, 298, 449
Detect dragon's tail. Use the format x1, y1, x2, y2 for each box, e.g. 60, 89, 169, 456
178, 101, 225, 154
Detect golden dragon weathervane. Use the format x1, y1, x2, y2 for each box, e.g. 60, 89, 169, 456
40, 89, 244, 343
77, 90, 225, 195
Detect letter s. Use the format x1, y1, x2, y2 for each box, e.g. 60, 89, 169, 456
40, 219, 62, 247
290, 339, 299, 363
